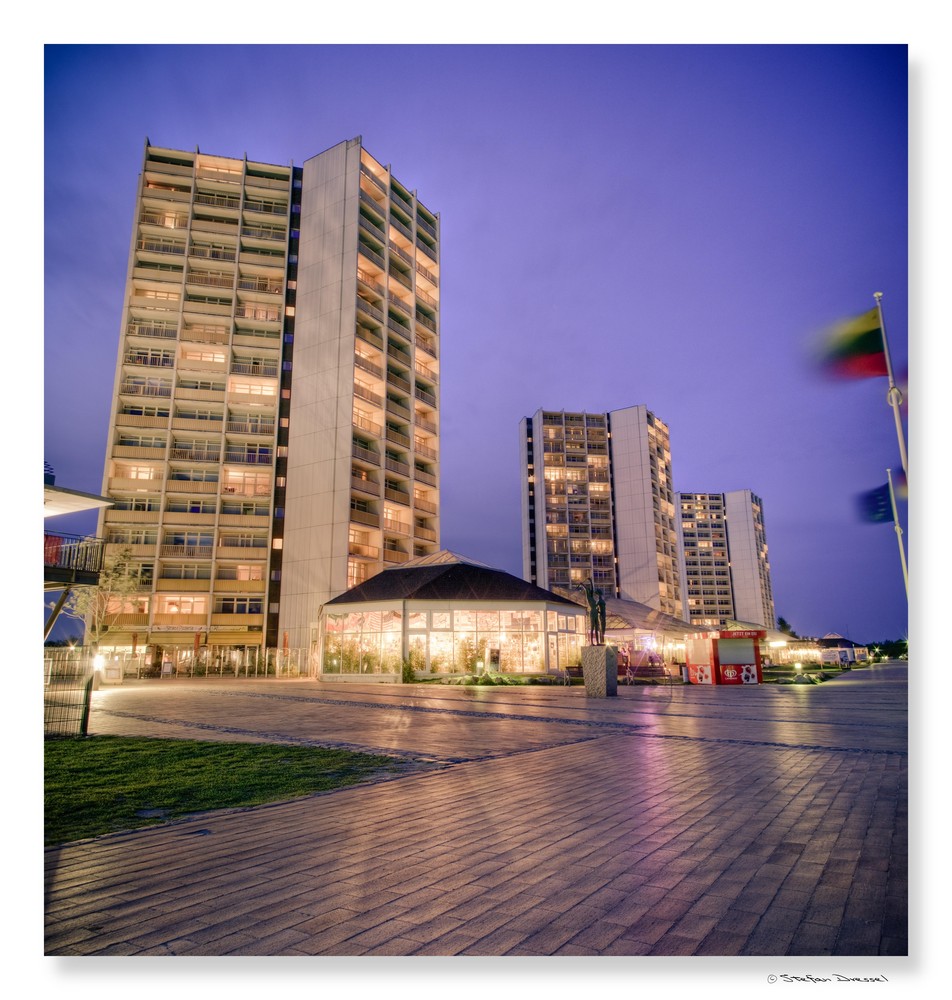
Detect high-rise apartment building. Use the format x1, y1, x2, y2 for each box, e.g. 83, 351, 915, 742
520, 405, 683, 618
97, 138, 440, 663
676, 490, 775, 629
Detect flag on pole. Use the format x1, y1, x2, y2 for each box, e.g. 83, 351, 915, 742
817, 307, 888, 379
856, 468, 907, 523
857, 483, 892, 523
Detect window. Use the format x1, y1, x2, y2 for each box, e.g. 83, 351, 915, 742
112, 496, 160, 511
214, 597, 263, 614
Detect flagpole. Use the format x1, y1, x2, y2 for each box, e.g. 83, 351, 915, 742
873, 292, 908, 477
886, 468, 909, 600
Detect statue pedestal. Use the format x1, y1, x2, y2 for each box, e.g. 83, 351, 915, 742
582, 645, 617, 697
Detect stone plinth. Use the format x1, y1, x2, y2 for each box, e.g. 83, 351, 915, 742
582, 645, 617, 697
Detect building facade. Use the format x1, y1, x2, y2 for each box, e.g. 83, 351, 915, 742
676, 490, 775, 629
96, 138, 440, 665
520, 405, 683, 618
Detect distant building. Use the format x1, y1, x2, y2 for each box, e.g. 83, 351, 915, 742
520, 405, 683, 618
95, 138, 441, 666
676, 490, 775, 629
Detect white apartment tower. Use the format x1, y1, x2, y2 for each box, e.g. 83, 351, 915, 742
97, 138, 440, 664
676, 490, 775, 629
520, 405, 683, 618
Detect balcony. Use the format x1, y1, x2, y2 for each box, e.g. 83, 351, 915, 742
230, 361, 279, 378
414, 496, 437, 515
414, 468, 437, 487
226, 420, 275, 435
137, 237, 186, 256
160, 544, 214, 558
385, 456, 411, 477
350, 508, 379, 528
415, 386, 437, 407
355, 354, 383, 380
354, 382, 383, 408
414, 442, 438, 461
354, 413, 382, 437
352, 443, 380, 466
416, 215, 438, 240
44, 532, 105, 590
413, 524, 437, 542
383, 548, 410, 564
237, 276, 283, 295
383, 518, 410, 537
356, 295, 384, 323
415, 311, 437, 333
224, 451, 273, 466
386, 426, 411, 448
349, 542, 380, 560
352, 476, 380, 497
386, 370, 411, 393
415, 335, 437, 359
169, 447, 221, 462
385, 486, 411, 506
127, 321, 178, 340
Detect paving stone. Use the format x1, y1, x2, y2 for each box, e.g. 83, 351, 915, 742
45, 667, 908, 957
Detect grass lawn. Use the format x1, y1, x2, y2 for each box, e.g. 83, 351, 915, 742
45, 736, 405, 846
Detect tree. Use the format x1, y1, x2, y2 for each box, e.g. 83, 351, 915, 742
776, 615, 799, 638
58, 547, 144, 646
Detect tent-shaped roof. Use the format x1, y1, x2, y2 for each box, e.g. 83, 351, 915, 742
325, 551, 583, 607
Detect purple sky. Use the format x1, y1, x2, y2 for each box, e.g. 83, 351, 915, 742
43, 44, 909, 642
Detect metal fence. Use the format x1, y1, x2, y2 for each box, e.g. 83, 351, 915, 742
44, 650, 95, 737
44, 644, 313, 687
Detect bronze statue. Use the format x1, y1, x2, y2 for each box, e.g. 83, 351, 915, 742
577, 577, 605, 645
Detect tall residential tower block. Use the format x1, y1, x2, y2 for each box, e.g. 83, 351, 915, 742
676, 490, 775, 629
520, 406, 683, 618
97, 138, 441, 661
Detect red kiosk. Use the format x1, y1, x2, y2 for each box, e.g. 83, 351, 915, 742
685, 629, 765, 685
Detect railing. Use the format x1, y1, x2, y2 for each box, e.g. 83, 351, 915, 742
414, 496, 437, 514
169, 448, 220, 462
226, 421, 275, 435
416, 240, 436, 263
349, 542, 380, 559
415, 336, 437, 358
119, 382, 172, 397
124, 353, 175, 367
360, 164, 386, 191
352, 476, 380, 496
159, 544, 214, 558
383, 518, 410, 536
355, 355, 383, 379
358, 242, 385, 270
386, 371, 411, 393
140, 212, 188, 229
352, 443, 380, 466
414, 468, 437, 486
128, 322, 178, 340
385, 426, 411, 447
241, 225, 285, 241
415, 414, 437, 435
359, 215, 386, 241
190, 245, 237, 262
44, 533, 105, 573
138, 238, 186, 255
389, 267, 412, 290
224, 451, 273, 465
244, 199, 287, 215
350, 508, 379, 527
415, 261, 438, 286
195, 192, 241, 210
188, 271, 234, 289
415, 386, 436, 407
390, 217, 413, 243
415, 312, 436, 333
386, 457, 410, 476
354, 383, 383, 407
383, 548, 410, 563
391, 189, 413, 215
356, 296, 384, 322
385, 486, 411, 505
237, 276, 283, 294
416, 215, 437, 239
230, 362, 278, 377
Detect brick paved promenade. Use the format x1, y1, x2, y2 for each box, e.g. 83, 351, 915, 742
45, 664, 907, 957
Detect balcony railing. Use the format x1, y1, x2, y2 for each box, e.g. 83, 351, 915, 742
169, 448, 221, 462
415, 386, 436, 407
416, 215, 437, 239
238, 278, 284, 295
224, 451, 273, 465
138, 238, 186, 255
44, 533, 105, 574
226, 420, 275, 435
128, 322, 177, 340
119, 381, 172, 397
230, 362, 278, 377
352, 443, 380, 466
